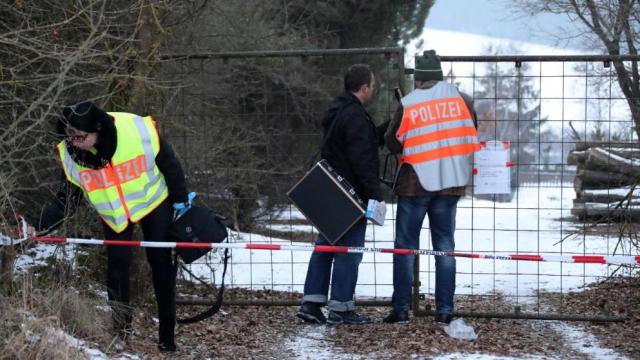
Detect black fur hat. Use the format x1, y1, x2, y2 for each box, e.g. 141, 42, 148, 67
56, 101, 117, 168
57, 101, 110, 135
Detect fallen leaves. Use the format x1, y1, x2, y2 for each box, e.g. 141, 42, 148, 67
99, 278, 640, 359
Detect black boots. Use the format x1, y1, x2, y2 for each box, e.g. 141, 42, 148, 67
158, 341, 177, 352
383, 310, 409, 324
435, 313, 453, 325
158, 320, 176, 352
297, 303, 372, 325
296, 302, 327, 324
327, 310, 371, 325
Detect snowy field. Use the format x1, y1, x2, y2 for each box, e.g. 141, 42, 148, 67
178, 182, 636, 306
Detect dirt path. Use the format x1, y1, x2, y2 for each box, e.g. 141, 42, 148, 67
100, 301, 619, 359
91, 277, 640, 359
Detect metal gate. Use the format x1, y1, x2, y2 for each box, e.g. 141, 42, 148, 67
161, 49, 638, 321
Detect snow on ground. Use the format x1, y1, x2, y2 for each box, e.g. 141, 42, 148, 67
432, 354, 548, 360
406, 28, 583, 58
14, 242, 75, 272
185, 182, 636, 306
548, 322, 631, 360
23, 323, 140, 360
285, 321, 631, 360
284, 325, 366, 360
265, 223, 316, 233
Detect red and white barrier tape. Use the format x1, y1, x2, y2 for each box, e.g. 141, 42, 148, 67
31, 236, 640, 265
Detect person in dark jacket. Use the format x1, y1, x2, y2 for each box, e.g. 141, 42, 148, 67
31, 101, 189, 352
296, 64, 387, 325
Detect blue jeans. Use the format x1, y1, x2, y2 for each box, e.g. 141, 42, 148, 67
392, 195, 459, 315
302, 219, 366, 312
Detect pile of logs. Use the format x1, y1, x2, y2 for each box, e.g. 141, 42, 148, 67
568, 141, 640, 221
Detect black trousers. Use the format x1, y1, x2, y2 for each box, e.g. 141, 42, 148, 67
102, 199, 176, 345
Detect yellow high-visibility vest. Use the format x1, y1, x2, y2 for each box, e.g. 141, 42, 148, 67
396, 82, 480, 191
57, 112, 169, 233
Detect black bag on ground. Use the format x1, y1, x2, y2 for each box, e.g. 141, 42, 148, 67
169, 204, 228, 264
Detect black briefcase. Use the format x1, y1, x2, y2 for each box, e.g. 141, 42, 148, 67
287, 160, 365, 244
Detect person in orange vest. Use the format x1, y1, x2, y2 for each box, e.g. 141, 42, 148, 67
383, 50, 480, 324
30, 101, 189, 352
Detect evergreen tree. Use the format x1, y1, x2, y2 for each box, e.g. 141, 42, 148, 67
161, 1, 434, 228
276, 0, 434, 48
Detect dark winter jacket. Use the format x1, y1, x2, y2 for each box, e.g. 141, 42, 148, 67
37, 125, 188, 232
320, 92, 387, 202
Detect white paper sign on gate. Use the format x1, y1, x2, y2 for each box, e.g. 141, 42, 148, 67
473, 140, 511, 194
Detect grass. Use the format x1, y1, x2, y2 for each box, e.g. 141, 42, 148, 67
0, 274, 111, 359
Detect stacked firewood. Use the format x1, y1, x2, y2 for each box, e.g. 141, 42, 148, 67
568, 142, 640, 221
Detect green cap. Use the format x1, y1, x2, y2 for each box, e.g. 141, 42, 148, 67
414, 50, 443, 81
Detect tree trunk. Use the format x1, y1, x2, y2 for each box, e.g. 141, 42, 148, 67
127, 1, 163, 115
127, 1, 165, 304
0, 246, 15, 289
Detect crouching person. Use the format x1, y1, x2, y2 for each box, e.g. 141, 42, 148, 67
34, 101, 190, 352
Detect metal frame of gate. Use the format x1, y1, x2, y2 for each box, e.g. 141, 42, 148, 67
165, 49, 638, 322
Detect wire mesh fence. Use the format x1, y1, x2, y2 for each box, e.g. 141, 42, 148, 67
162, 49, 639, 320
161, 48, 404, 305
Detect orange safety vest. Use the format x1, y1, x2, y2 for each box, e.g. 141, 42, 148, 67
396, 82, 480, 191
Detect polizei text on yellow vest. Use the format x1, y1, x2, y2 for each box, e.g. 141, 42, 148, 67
57, 113, 169, 233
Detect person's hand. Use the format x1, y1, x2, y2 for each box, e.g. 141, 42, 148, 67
173, 192, 196, 221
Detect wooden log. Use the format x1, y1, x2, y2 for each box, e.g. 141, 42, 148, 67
572, 202, 640, 221
576, 191, 632, 203
574, 176, 583, 194
574, 141, 640, 151
567, 150, 587, 166
577, 169, 635, 189
609, 148, 640, 159
585, 147, 640, 177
